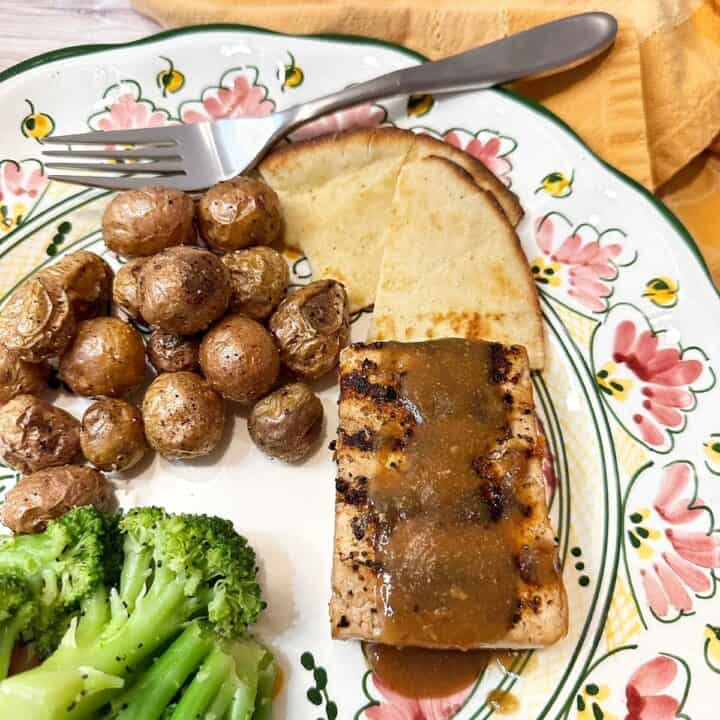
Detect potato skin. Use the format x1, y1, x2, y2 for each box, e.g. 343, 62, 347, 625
112, 258, 147, 320
102, 185, 196, 257
81, 399, 148, 472
147, 331, 200, 374
59, 317, 146, 397
0, 276, 76, 362
139, 247, 231, 334
1, 465, 113, 534
269, 280, 349, 379
197, 177, 282, 253
222, 246, 289, 320
0, 346, 48, 405
39, 250, 113, 320
248, 382, 323, 462
142, 372, 224, 459
0, 394, 81, 474
199, 314, 280, 403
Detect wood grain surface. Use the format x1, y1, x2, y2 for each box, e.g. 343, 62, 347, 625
0, 0, 159, 72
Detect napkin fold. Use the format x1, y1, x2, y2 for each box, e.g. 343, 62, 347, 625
133, 0, 720, 281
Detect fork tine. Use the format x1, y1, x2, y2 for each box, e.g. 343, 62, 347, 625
42, 126, 180, 146
45, 161, 185, 174
48, 173, 190, 191
42, 148, 181, 160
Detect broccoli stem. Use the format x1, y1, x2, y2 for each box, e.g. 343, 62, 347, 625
114, 622, 213, 720
0, 612, 27, 679
45, 570, 196, 677
228, 684, 258, 720
0, 573, 198, 719
0, 665, 124, 720
119, 544, 153, 613
169, 644, 235, 720
203, 678, 236, 719
74, 586, 110, 648
252, 653, 278, 720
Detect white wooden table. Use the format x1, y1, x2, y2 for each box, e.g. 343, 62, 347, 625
0, 0, 160, 72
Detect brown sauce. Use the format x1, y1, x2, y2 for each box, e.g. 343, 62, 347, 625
364, 643, 521, 698
272, 665, 284, 698
487, 689, 520, 714
365, 340, 549, 647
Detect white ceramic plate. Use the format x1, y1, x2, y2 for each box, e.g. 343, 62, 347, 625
0, 25, 719, 720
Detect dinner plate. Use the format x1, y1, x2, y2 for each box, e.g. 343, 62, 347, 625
0, 24, 718, 720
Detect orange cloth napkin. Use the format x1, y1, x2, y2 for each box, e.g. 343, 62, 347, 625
133, 0, 720, 283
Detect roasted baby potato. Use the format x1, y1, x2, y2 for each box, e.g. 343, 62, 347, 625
1, 464, 113, 534
0, 394, 81, 474
147, 330, 200, 374
269, 280, 349, 379
102, 185, 196, 257
221, 246, 289, 320
0, 346, 49, 405
197, 177, 282, 253
112, 258, 147, 320
199, 314, 280, 403
59, 317, 146, 397
0, 276, 76, 362
39, 250, 113, 320
80, 398, 148, 472
248, 382, 323, 462
138, 246, 231, 334
142, 371, 224, 459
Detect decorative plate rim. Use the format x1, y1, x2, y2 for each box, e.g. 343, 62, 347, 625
0, 21, 716, 302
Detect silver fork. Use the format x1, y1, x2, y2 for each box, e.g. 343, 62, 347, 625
42, 12, 616, 192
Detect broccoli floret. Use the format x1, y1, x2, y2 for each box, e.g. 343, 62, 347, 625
0, 506, 115, 677
0, 508, 266, 719
0, 571, 34, 678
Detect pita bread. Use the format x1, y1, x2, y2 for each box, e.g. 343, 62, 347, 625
258, 127, 522, 311
370, 156, 544, 369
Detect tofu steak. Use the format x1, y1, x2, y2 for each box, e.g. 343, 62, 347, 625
331, 338, 567, 649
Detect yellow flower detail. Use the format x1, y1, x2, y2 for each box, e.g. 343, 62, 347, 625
577, 684, 616, 720
531, 257, 562, 287
0, 202, 28, 233
280, 52, 304, 91
705, 625, 720, 672
407, 94, 434, 117
643, 276, 678, 307
704, 435, 720, 467
535, 170, 574, 198
628, 508, 660, 559
21, 99, 54, 142
156, 57, 185, 97
596, 362, 634, 401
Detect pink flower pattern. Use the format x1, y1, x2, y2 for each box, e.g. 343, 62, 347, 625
443, 130, 513, 186
534, 213, 627, 312
291, 103, 386, 142
638, 463, 719, 619
612, 322, 704, 448
95, 94, 168, 131
0, 160, 46, 203
625, 656, 681, 720
180, 69, 274, 123
88, 81, 171, 134
365, 675, 473, 720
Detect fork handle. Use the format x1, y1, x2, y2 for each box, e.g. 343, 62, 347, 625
280, 12, 616, 132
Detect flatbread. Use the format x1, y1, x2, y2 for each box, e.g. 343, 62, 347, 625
370, 156, 544, 369
258, 127, 522, 311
